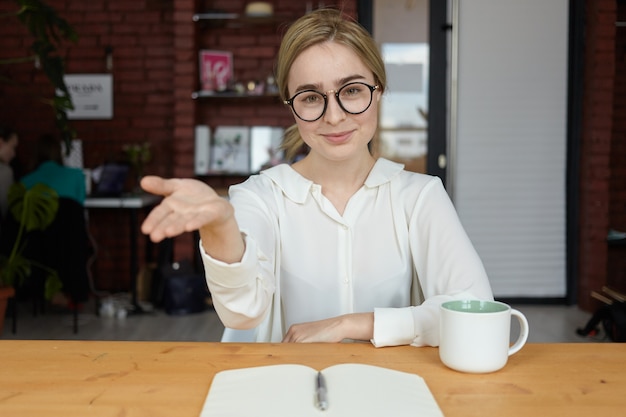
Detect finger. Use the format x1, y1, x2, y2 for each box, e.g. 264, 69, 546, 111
140, 176, 181, 197
282, 325, 303, 343
150, 211, 185, 241
141, 202, 172, 236
143, 204, 217, 243
140, 175, 163, 193
282, 327, 293, 343
144, 210, 188, 243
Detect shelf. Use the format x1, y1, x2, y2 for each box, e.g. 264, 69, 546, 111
191, 91, 280, 100
192, 12, 289, 26
192, 13, 239, 21
192, 9, 290, 188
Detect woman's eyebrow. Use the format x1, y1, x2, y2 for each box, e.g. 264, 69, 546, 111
337, 74, 367, 85
293, 74, 368, 94
293, 82, 321, 93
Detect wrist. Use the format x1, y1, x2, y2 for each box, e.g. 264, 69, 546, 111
341, 312, 374, 341
200, 217, 245, 263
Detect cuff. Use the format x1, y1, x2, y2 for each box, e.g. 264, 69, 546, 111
199, 234, 258, 288
371, 307, 415, 348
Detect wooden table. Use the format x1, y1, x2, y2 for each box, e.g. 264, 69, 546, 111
0, 341, 624, 416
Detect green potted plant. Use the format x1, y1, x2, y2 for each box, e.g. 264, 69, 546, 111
0, 183, 63, 335
1, 0, 78, 149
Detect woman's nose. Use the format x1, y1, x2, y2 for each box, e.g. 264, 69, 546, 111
323, 94, 346, 124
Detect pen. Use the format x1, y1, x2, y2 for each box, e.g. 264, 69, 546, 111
316, 371, 328, 411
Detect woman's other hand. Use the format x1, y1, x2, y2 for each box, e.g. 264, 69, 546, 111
282, 312, 374, 343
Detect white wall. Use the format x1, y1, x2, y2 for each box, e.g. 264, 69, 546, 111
452, 0, 569, 297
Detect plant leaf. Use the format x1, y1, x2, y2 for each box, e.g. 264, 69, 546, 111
0, 253, 31, 287
8, 182, 59, 232
23, 183, 59, 231
7, 182, 27, 221
44, 269, 63, 299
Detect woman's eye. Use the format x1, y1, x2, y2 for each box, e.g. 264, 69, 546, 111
342, 85, 362, 97
299, 93, 322, 104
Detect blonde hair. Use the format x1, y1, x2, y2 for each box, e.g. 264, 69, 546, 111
276, 8, 387, 161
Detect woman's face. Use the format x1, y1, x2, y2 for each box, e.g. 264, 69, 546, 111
287, 41, 380, 163
0, 133, 18, 164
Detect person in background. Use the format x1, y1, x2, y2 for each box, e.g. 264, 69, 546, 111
19, 133, 89, 308
140, 8, 493, 347
0, 125, 19, 220
21, 134, 86, 205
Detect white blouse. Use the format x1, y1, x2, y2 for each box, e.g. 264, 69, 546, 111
200, 158, 493, 347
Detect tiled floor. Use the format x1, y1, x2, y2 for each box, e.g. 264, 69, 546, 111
1, 295, 607, 343
1, 295, 225, 342
510, 304, 602, 343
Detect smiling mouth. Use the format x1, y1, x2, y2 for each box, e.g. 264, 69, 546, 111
323, 131, 353, 143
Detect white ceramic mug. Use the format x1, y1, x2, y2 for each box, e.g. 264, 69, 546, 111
439, 300, 529, 373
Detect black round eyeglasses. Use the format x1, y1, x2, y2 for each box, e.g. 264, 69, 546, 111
284, 82, 379, 122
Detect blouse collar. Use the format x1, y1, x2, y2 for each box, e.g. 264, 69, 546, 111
261, 157, 404, 204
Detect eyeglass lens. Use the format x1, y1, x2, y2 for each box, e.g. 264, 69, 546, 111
289, 82, 376, 122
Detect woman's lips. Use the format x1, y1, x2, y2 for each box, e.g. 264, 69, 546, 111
322, 130, 353, 144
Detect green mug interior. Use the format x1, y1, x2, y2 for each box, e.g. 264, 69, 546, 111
442, 300, 509, 313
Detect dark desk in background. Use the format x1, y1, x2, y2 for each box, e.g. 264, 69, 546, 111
85, 193, 161, 312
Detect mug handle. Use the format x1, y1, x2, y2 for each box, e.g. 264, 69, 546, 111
508, 309, 529, 356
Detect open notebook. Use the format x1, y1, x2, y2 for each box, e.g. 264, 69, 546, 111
200, 363, 444, 417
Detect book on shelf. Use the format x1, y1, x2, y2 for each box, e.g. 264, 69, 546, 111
194, 125, 211, 175
200, 363, 444, 417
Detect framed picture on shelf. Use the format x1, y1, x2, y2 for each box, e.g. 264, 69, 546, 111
211, 126, 250, 174
199, 50, 233, 92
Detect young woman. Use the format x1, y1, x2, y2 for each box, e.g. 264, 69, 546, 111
140, 8, 493, 347
20, 134, 86, 205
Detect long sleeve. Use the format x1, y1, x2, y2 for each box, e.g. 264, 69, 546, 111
371, 177, 493, 347
200, 180, 280, 332
201, 232, 277, 329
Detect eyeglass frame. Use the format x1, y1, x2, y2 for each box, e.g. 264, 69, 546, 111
283, 82, 380, 122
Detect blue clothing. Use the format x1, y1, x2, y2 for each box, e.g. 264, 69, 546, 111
21, 161, 86, 204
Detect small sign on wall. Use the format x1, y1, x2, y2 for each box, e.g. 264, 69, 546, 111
199, 50, 233, 92
64, 74, 113, 119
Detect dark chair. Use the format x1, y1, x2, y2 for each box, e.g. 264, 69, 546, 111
1, 197, 91, 333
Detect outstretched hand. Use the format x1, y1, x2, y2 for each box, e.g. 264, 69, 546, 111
140, 176, 235, 243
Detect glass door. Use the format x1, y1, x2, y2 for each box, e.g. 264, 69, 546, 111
372, 1, 429, 174
360, 0, 448, 182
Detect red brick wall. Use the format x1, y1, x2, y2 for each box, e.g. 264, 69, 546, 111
1, 0, 176, 292
0, 0, 356, 292
5, 0, 621, 306
578, 0, 626, 310
1, 0, 176, 173
607, 0, 626, 295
